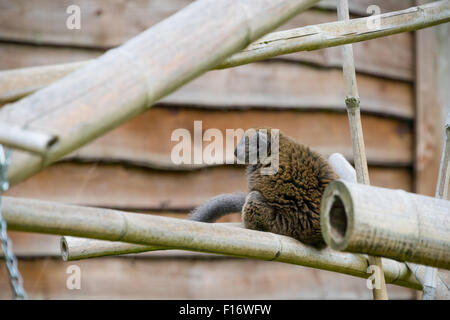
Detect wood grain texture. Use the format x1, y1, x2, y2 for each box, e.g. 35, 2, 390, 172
316, 0, 414, 15
163, 62, 414, 118
5, 163, 412, 210
66, 108, 413, 167
0, 7, 414, 81
0, 257, 416, 299
0, 1, 413, 46
0, 44, 102, 70
0, 46, 415, 118
0, 0, 320, 186
275, 8, 413, 81
415, 1, 450, 196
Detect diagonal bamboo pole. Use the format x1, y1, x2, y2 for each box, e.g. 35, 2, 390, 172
0, 196, 420, 290
422, 110, 450, 299
0, 0, 319, 187
1, 1, 449, 105
336, 0, 388, 300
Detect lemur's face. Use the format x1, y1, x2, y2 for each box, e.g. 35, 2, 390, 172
234, 129, 271, 165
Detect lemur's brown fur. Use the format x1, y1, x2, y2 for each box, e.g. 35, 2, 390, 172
241, 128, 337, 246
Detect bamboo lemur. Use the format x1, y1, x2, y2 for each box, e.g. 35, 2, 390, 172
189, 128, 337, 246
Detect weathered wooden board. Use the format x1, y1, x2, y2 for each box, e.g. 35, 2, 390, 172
0, 8, 414, 81
277, 8, 413, 81
66, 108, 413, 167
0, 0, 330, 187
0, 0, 194, 48
0, 257, 416, 299
317, 0, 414, 15
0, 1, 413, 47
0, 46, 414, 118
0, 44, 102, 70
164, 62, 414, 118
415, 2, 450, 196
5, 163, 412, 210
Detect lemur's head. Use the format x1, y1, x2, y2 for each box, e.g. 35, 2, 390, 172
234, 127, 277, 166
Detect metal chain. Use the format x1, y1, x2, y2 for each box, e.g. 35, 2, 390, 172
0, 145, 27, 299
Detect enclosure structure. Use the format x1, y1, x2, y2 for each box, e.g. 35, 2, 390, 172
0, 0, 449, 299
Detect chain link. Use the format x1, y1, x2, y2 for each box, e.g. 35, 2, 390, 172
0, 145, 27, 299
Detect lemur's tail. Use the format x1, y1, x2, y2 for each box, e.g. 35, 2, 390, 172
189, 193, 247, 222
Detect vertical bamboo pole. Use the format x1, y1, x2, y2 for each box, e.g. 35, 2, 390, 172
422, 110, 450, 300
336, 0, 388, 300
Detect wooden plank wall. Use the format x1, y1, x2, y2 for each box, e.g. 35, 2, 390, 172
0, 0, 418, 299
415, 0, 450, 197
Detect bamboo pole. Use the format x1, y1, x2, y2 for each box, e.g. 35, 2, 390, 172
422, 110, 450, 300
61, 223, 238, 261
325, 152, 450, 299
0, 196, 420, 290
0, 1, 449, 104
320, 179, 450, 270
0, 123, 57, 155
0, 0, 319, 186
336, 0, 388, 300
0, 61, 87, 103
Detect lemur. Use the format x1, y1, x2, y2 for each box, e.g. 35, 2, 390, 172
189, 128, 338, 247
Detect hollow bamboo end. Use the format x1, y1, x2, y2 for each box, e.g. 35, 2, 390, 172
0, 123, 58, 155
60, 236, 69, 261
321, 180, 354, 251
445, 110, 450, 137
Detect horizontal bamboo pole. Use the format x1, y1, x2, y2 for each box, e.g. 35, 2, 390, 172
422, 109, 450, 300
0, 123, 57, 154
1, 1, 449, 104
0, 0, 319, 186
61, 223, 240, 261
1, 196, 420, 290
321, 180, 450, 270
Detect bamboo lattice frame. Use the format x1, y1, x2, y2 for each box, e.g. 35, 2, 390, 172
0, 0, 449, 298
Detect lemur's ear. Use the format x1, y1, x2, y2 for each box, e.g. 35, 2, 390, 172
234, 129, 271, 164
256, 130, 271, 158
234, 134, 246, 160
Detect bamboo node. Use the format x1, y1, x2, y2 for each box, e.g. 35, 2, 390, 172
344, 97, 360, 110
